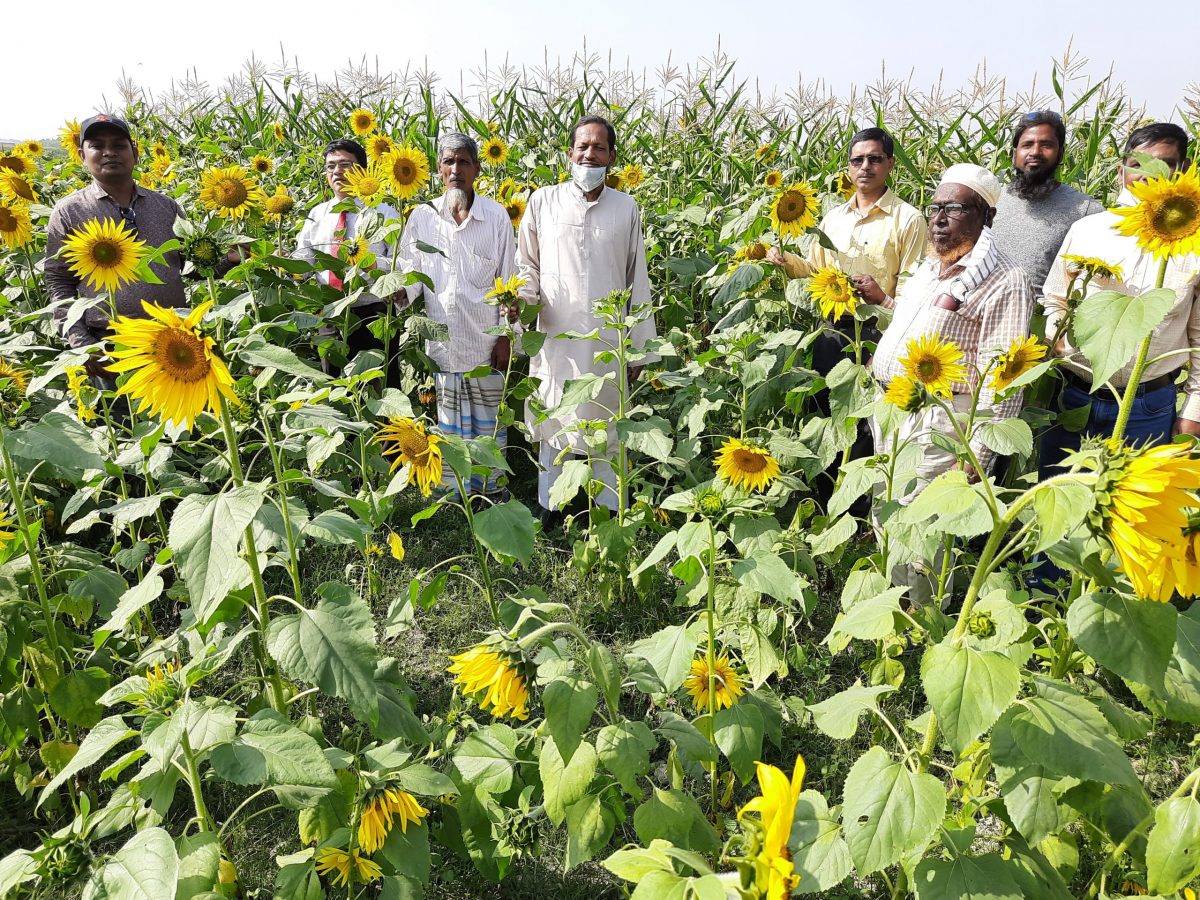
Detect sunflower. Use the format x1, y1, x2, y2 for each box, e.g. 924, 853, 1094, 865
734, 242, 768, 262
1111, 164, 1200, 259
60, 120, 82, 164
485, 273, 526, 301
314, 847, 382, 889
150, 155, 176, 183
358, 788, 429, 854
834, 170, 856, 199
348, 107, 377, 136
0, 508, 16, 555
1094, 440, 1200, 602
763, 170, 783, 188
808, 266, 858, 320
138, 171, 158, 191
884, 375, 923, 412
1062, 254, 1124, 281
715, 437, 781, 493
738, 755, 806, 900
480, 136, 509, 166
262, 185, 295, 222
683, 653, 745, 711
605, 171, 625, 191
486, 120, 500, 134
755, 144, 777, 164
341, 236, 370, 267
375, 416, 445, 496
60, 217, 147, 293
380, 146, 430, 200
0, 170, 37, 204
899, 333, 967, 399
183, 234, 223, 274
0, 199, 33, 250
65, 365, 96, 423
620, 163, 645, 189
0, 151, 34, 178
365, 133, 396, 165
198, 165, 265, 220
0, 358, 29, 405
1168, 524, 1200, 599
341, 165, 387, 207
271, 120, 285, 142
149, 141, 170, 160
989, 335, 1047, 391
107, 300, 236, 429
770, 182, 819, 237
504, 196, 526, 228
495, 177, 518, 200
249, 154, 273, 175
448, 643, 530, 720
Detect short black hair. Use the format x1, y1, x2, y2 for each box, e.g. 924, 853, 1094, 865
569, 115, 617, 154
1124, 122, 1190, 161
849, 127, 894, 158
324, 139, 367, 169
1013, 110, 1066, 150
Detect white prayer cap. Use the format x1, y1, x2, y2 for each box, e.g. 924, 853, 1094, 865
938, 163, 1002, 208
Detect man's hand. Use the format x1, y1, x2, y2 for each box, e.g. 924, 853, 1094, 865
491, 335, 512, 371
765, 246, 787, 267
1173, 417, 1200, 439
84, 354, 114, 380
499, 300, 520, 324
225, 242, 254, 266
851, 274, 886, 305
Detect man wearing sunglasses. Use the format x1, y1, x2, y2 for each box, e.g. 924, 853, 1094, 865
45, 115, 188, 379
992, 110, 1102, 294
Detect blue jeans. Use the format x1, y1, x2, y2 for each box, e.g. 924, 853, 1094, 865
1039, 380, 1176, 478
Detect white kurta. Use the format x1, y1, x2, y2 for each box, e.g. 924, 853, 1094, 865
516, 182, 656, 451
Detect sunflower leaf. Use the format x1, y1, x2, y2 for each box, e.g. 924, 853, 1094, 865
1071, 288, 1175, 389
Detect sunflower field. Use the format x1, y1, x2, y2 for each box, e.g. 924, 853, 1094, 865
1, 46, 1200, 900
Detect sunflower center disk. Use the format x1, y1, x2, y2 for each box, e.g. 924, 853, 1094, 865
917, 361, 939, 380
215, 180, 248, 207
394, 162, 414, 183
154, 330, 211, 384
1155, 197, 1198, 237
732, 449, 768, 473
0, 210, 15, 230
92, 242, 119, 265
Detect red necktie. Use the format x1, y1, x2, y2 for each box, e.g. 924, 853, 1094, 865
327, 209, 349, 290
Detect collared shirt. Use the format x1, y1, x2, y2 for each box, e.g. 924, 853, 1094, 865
992, 180, 1102, 294
782, 188, 928, 299
517, 182, 657, 449
46, 181, 186, 348
398, 193, 517, 373
1043, 193, 1200, 420
294, 197, 402, 307
873, 228, 1034, 470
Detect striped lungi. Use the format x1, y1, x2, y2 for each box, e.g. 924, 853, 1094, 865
434, 371, 506, 494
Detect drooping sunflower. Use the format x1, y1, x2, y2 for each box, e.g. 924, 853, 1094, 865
495, 177, 518, 201
0, 151, 35, 177
683, 653, 745, 711
249, 154, 273, 175
348, 107, 377, 136
19, 140, 44, 157
605, 170, 625, 191
884, 375, 923, 412
375, 416, 445, 496
271, 120, 285, 142
65, 365, 96, 423
755, 143, 777, 164
808, 266, 858, 320
447, 643, 530, 720
763, 170, 783, 188
1111, 165, 1200, 259
60, 217, 147, 293
60, 120, 83, 164
737, 755, 806, 900
107, 300, 237, 429
770, 182, 819, 238
198, 165, 266, 220
358, 788, 429, 854
262, 184, 295, 221
341, 165, 387, 208
379, 146, 430, 200
899, 333, 968, 398
1062, 254, 1124, 282
0, 199, 33, 250
365, 133, 396, 165
834, 169, 856, 199
0, 170, 37, 204
715, 437, 781, 493
314, 847, 382, 889
480, 136, 509, 166
620, 163, 646, 190
989, 335, 1047, 391
504, 196, 527, 229
0, 508, 16, 555
1167, 523, 1200, 600
0, 358, 29, 404
734, 242, 768, 262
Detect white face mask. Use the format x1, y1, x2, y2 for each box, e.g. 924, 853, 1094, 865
571, 163, 607, 192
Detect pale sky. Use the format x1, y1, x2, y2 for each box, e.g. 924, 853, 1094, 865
7, 0, 1196, 138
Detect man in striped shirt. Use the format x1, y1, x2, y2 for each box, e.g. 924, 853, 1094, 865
397, 133, 517, 495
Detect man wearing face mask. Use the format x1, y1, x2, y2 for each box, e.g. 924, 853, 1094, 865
515, 115, 657, 520
1039, 122, 1199, 474
991, 111, 1102, 295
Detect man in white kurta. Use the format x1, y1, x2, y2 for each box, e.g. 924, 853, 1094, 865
516, 116, 657, 513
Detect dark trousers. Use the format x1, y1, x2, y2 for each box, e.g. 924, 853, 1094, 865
320, 304, 402, 388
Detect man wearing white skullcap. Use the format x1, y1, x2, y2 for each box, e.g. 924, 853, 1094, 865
869, 163, 1034, 606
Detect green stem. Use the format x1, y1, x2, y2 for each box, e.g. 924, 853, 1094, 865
705, 519, 719, 819
1111, 259, 1168, 443
261, 413, 304, 600
456, 473, 500, 626
181, 729, 215, 833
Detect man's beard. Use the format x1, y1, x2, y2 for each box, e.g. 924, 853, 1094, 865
1010, 165, 1060, 201
929, 236, 976, 266
445, 187, 471, 217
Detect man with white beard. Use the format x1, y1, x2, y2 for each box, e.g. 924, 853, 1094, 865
397, 132, 517, 495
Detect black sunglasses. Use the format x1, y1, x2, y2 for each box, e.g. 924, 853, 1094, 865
117, 206, 137, 233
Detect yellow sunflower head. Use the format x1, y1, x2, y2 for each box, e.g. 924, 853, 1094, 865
899, 333, 967, 398
314, 847, 382, 889
620, 163, 645, 189
734, 242, 769, 262
484, 273, 526, 302
149, 141, 170, 160
60, 217, 147, 293
0, 357, 29, 406
106, 300, 237, 429
480, 136, 509, 167
808, 266, 858, 320
262, 185, 295, 221
1169, 519, 1200, 600
348, 107, 377, 136
250, 154, 274, 175
366, 133, 396, 165
271, 120, 285, 142
504, 196, 526, 229
19, 140, 43, 157
65, 364, 96, 422
374, 416, 445, 496
447, 641, 530, 720
715, 437, 781, 493
0, 151, 35, 178
358, 787, 429, 854
755, 143, 777, 164
341, 235, 371, 267
884, 375, 924, 412
341, 165, 387, 207
770, 182, 819, 238
989, 335, 1047, 391
150, 155, 176, 182
198, 165, 266, 220
0, 508, 17, 555
833, 170, 855, 199
683, 653, 745, 711
0, 199, 33, 250
380, 146, 430, 200
60, 120, 83, 164
1111, 164, 1200, 259
1062, 254, 1124, 282
738, 755, 806, 899
763, 170, 783, 188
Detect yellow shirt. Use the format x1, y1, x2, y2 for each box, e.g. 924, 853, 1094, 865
781, 188, 928, 300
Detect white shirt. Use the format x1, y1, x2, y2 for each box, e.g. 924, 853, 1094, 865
517, 182, 657, 450
398, 194, 517, 373
294, 197, 401, 306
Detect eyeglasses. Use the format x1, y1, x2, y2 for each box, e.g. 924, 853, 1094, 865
324, 161, 358, 173
117, 206, 137, 233
924, 203, 978, 220
848, 154, 887, 168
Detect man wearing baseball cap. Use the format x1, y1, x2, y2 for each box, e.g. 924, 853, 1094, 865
46, 114, 188, 379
